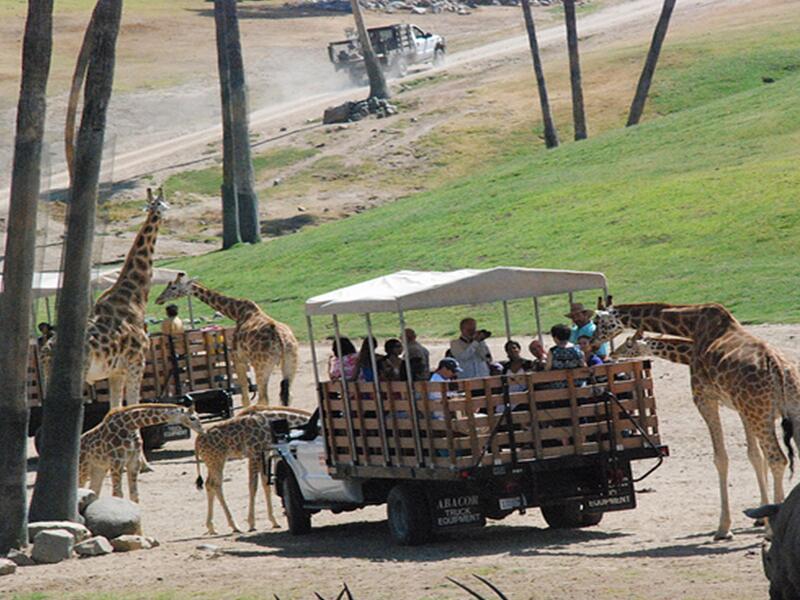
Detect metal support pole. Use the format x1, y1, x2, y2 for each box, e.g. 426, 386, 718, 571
502, 300, 512, 342
533, 297, 544, 346
45, 296, 51, 323
187, 295, 196, 330
602, 285, 614, 352
568, 292, 574, 306
306, 315, 321, 392
398, 309, 425, 468
333, 315, 358, 465
365, 313, 391, 465
306, 315, 330, 464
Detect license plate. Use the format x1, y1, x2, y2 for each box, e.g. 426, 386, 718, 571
432, 493, 485, 529
499, 496, 522, 511
162, 424, 189, 440
585, 489, 635, 513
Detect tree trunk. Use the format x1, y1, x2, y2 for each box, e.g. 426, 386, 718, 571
563, 0, 587, 140
350, 0, 390, 99
221, 0, 261, 244
520, 0, 559, 149
213, 0, 241, 249
28, 0, 122, 523
626, 0, 677, 127
0, 0, 54, 554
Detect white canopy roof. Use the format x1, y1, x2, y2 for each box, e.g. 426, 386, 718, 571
2, 267, 185, 300
305, 267, 607, 316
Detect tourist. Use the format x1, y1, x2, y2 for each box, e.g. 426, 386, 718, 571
566, 302, 609, 359
161, 304, 185, 336
381, 338, 405, 381
356, 336, 383, 382
502, 340, 534, 393
328, 336, 359, 381
546, 323, 586, 387
36, 322, 54, 348
428, 357, 462, 401
578, 335, 604, 367
528, 339, 547, 372
404, 328, 430, 380
449, 317, 492, 379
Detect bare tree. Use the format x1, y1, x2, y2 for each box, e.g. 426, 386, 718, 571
627, 0, 677, 126
0, 0, 54, 554
520, 0, 559, 148
349, 0, 390, 99
220, 0, 261, 244
563, 0, 587, 140
213, 0, 241, 249
29, 0, 123, 523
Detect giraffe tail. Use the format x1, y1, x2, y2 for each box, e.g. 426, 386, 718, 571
195, 445, 205, 490
782, 417, 795, 475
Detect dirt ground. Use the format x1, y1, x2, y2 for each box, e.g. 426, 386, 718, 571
11, 325, 800, 599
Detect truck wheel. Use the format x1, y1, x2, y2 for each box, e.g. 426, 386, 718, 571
387, 484, 431, 545
34, 427, 43, 455
390, 57, 408, 79
541, 503, 603, 529
433, 47, 445, 67
281, 472, 311, 534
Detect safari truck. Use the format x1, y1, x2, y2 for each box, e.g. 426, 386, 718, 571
26, 327, 241, 452
273, 267, 669, 545
328, 24, 446, 84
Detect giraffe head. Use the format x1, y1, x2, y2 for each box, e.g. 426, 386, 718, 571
170, 405, 204, 434
610, 328, 648, 359
593, 295, 625, 346
155, 272, 193, 305
146, 186, 170, 216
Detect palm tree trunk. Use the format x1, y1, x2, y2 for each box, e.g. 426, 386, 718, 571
221, 0, 261, 244
520, 0, 559, 148
213, 0, 241, 249
563, 0, 587, 140
350, 0, 390, 99
29, 0, 122, 523
0, 0, 53, 553
627, 0, 677, 126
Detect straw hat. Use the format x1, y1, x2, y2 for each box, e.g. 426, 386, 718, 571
565, 302, 594, 320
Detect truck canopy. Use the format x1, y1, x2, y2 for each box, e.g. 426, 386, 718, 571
304, 267, 608, 315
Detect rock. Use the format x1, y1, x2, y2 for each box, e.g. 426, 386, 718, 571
297, 205, 306, 212
83, 497, 142, 539
32, 530, 74, 564
28, 521, 90, 544
145, 536, 160, 548
74, 536, 113, 557
0, 558, 17, 576
5, 548, 34, 567
109, 535, 152, 552
77, 488, 98, 514
323, 101, 354, 125
272, 178, 282, 187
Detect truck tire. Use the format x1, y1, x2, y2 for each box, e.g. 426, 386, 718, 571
541, 503, 604, 529
34, 427, 43, 456
387, 484, 431, 545
433, 47, 445, 67
390, 57, 408, 79
281, 472, 311, 534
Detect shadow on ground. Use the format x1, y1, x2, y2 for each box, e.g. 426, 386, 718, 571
261, 214, 317, 237
189, 5, 349, 21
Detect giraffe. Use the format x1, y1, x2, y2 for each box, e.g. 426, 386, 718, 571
79, 403, 203, 503
595, 299, 800, 540
194, 407, 311, 534
611, 330, 693, 365
155, 274, 299, 407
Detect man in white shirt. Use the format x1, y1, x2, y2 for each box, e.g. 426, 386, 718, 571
449, 317, 492, 379
404, 327, 430, 380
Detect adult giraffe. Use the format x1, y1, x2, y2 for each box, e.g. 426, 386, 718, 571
155, 274, 298, 407
595, 299, 800, 540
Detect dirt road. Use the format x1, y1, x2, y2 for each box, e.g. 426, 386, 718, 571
10, 326, 795, 599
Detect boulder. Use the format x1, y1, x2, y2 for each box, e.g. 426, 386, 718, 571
31, 530, 74, 564
323, 101, 354, 125
5, 549, 34, 567
109, 535, 152, 552
28, 521, 90, 544
74, 536, 113, 557
83, 497, 141, 539
77, 488, 98, 514
0, 558, 16, 576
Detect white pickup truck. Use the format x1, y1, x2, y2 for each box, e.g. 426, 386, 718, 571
328, 24, 446, 84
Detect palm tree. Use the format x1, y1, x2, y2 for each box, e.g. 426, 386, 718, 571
29, 0, 123, 523
520, 0, 559, 148
563, 0, 587, 140
349, 0, 390, 99
0, 0, 54, 554
627, 0, 677, 126
213, 0, 241, 249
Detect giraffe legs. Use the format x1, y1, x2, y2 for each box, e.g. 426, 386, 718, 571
110, 462, 125, 498
89, 465, 107, 497
692, 388, 732, 540
124, 359, 153, 474
247, 458, 259, 531
254, 360, 278, 407
247, 454, 279, 530
234, 352, 253, 409
204, 462, 241, 535
108, 373, 125, 411
126, 454, 141, 504
259, 460, 280, 529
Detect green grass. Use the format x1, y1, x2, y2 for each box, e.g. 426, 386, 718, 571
154, 19, 800, 339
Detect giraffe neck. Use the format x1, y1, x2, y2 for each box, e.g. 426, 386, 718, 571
98, 207, 162, 309
643, 337, 693, 366
110, 405, 181, 431
189, 282, 261, 323
613, 303, 697, 338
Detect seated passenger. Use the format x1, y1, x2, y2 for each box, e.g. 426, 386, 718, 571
404, 328, 430, 380
328, 337, 359, 381
449, 317, 492, 379
356, 336, 383, 382
501, 340, 534, 393
380, 338, 405, 381
528, 339, 547, 372
578, 335, 604, 367
546, 324, 586, 388
428, 357, 462, 403
566, 302, 610, 360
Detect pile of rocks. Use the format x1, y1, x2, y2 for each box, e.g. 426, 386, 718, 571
0, 490, 158, 577
323, 96, 398, 124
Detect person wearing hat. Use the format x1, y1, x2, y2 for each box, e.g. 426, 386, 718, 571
565, 302, 609, 359
428, 357, 462, 403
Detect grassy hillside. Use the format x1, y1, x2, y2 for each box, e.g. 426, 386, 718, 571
157, 18, 800, 339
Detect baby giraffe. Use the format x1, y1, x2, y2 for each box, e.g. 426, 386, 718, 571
79, 403, 204, 503
195, 407, 311, 535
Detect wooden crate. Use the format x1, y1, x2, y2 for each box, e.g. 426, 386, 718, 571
320, 360, 660, 474
27, 327, 242, 406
